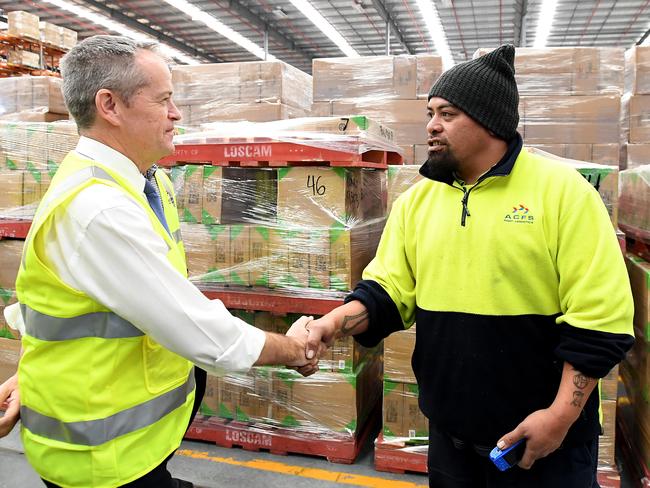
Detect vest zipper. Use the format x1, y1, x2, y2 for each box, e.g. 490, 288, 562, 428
460, 187, 471, 227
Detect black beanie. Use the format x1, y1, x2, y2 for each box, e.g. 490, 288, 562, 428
428, 44, 519, 140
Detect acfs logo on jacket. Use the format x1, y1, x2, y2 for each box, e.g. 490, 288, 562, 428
504, 204, 535, 224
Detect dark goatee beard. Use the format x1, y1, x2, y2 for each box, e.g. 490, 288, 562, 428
424, 149, 461, 181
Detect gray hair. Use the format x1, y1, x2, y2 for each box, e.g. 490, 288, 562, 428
60, 35, 168, 130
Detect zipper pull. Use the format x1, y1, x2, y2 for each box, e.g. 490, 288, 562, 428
461, 189, 471, 227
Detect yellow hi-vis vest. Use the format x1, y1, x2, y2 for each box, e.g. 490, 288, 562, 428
15, 152, 194, 488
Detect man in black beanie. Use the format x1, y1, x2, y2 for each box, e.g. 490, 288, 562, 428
292, 45, 633, 487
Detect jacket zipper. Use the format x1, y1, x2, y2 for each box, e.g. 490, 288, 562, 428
460, 187, 471, 227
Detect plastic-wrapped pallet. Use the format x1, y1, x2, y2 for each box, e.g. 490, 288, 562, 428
7, 11, 40, 41
172, 61, 312, 126
0, 121, 79, 219
0, 76, 68, 120
619, 165, 650, 240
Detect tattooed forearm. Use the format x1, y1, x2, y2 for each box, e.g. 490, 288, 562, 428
570, 369, 593, 409
340, 310, 368, 335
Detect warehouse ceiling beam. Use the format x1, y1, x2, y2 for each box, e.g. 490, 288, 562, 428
79, 0, 222, 62
514, 0, 528, 46
368, 0, 412, 54
220, 0, 313, 64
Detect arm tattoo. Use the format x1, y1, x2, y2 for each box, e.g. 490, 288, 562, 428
571, 391, 585, 408
340, 310, 368, 335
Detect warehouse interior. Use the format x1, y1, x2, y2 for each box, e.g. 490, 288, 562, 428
0, 1, 649, 487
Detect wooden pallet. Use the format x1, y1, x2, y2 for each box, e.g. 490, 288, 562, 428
185, 410, 378, 464
159, 141, 402, 169
374, 433, 620, 486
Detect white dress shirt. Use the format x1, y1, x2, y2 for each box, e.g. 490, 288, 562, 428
5, 136, 266, 374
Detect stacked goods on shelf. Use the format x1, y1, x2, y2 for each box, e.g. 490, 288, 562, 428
311, 55, 442, 163
619, 165, 650, 241
621, 253, 650, 472
196, 309, 382, 447
475, 47, 623, 166
38, 21, 77, 51
6, 11, 40, 41
0, 238, 22, 383
622, 46, 650, 169
0, 121, 79, 218
0, 76, 68, 121
171, 61, 312, 126
166, 118, 399, 460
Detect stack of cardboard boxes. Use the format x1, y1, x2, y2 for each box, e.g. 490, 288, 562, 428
311, 55, 442, 164
475, 47, 624, 165
622, 46, 650, 169
0, 121, 79, 217
0, 76, 68, 122
199, 310, 382, 438
171, 61, 312, 126
0, 238, 22, 383
5, 11, 77, 69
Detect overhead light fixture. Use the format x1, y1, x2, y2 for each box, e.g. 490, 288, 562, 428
414, 0, 455, 70
352, 0, 365, 14
42, 0, 201, 65
272, 7, 289, 20
288, 0, 359, 57
532, 0, 560, 48
163, 0, 276, 61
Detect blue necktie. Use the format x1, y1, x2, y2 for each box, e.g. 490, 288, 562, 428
143, 178, 170, 235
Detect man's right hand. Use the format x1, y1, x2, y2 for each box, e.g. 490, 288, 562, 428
0, 373, 20, 438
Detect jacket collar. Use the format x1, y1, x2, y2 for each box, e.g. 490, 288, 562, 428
419, 132, 523, 185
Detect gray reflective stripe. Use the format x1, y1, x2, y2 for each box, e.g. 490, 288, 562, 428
22, 304, 144, 341
21, 372, 195, 446
172, 228, 182, 243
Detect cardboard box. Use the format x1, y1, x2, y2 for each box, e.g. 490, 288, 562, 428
265, 116, 396, 144
416, 55, 443, 99
384, 326, 416, 383
22, 169, 40, 206
7, 49, 40, 69
181, 222, 217, 278
627, 144, 650, 169
249, 226, 271, 287
277, 166, 363, 227
619, 166, 650, 237
270, 228, 310, 288
172, 61, 312, 110
0, 170, 23, 210
387, 165, 423, 212
626, 254, 650, 341
475, 47, 624, 95
599, 399, 617, 467
7, 11, 40, 40
180, 165, 203, 223
0, 337, 20, 384
522, 95, 621, 144
308, 229, 330, 290
382, 380, 403, 437
330, 219, 385, 291
221, 167, 277, 225
626, 46, 650, 95
403, 383, 429, 438
629, 95, 650, 143
312, 99, 429, 146
313, 55, 417, 101
209, 225, 231, 284
201, 166, 222, 225
180, 101, 309, 125
529, 144, 619, 166
39, 22, 76, 50
229, 225, 250, 286
398, 145, 415, 164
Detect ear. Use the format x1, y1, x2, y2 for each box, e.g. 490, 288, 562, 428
95, 89, 122, 127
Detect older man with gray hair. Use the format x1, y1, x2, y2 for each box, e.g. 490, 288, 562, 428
0, 35, 318, 488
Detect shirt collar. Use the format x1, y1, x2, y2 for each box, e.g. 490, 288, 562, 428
75, 136, 147, 191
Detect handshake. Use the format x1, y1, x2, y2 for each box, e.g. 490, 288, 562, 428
283, 315, 336, 377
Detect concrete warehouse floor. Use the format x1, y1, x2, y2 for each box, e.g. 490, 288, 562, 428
0, 419, 428, 488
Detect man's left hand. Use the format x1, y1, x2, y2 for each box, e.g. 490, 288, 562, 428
0, 374, 20, 438
496, 407, 572, 470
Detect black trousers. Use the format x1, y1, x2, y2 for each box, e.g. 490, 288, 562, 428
427, 426, 600, 488
43, 367, 208, 488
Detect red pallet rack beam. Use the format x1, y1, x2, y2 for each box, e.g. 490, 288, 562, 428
196, 285, 345, 316
159, 142, 402, 169
0, 219, 31, 239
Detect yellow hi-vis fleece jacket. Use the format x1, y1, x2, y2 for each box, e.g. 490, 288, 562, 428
348, 134, 634, 447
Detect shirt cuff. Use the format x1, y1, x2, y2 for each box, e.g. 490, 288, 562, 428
212, 318, 266, 374
4, 302, 24, 336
